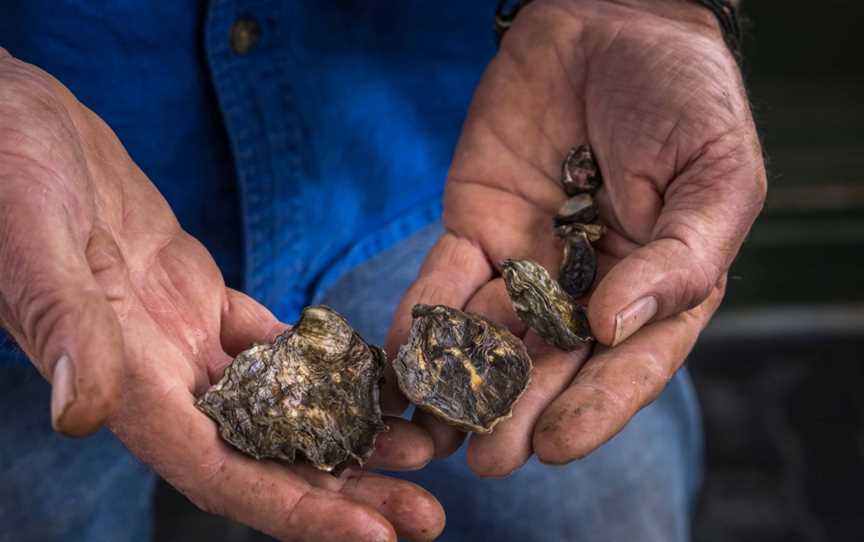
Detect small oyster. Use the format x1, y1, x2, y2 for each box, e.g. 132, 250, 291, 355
196, 305, 387, 474
393, 304, 532, 433
553, 193, 598, 228
558, 230, 597, 298
561, 144, 602, 195
555, 222, 606, 243
501, 259, 593, 350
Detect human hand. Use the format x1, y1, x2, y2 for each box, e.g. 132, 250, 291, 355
385, 0, 765, 475
0, 50, 444, 541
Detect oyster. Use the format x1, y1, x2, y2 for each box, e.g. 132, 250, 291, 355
501, 259, 593, 350
560, 144, 602, 195
393, 304, 532, 433
196, 305, 387, 474
555, 222, 606, 243
558, 230, 597, 299
553, 193, 598, 228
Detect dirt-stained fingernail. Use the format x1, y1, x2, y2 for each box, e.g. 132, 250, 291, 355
50, 354, 77, 431
613, 296, 657, 346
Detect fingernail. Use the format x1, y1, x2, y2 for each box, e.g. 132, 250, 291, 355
613, 296, 658, 346
51, 354, 77, 431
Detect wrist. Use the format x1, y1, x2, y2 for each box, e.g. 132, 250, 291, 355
506, 0, 730, 51
597, 0, 722, 36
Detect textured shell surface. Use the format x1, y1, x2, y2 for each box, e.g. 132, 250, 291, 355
560, 144, 602, 195
393, 304, 533, 433
501, 259, 593, 350
555, 222, 606, 243
558, 231, 597, 298
554, 193, 598, 228
195, 305, 387, 474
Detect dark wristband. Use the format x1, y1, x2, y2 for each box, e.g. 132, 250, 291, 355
495, 0, 743, 61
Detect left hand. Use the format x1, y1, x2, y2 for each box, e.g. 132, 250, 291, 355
385, 0, 766, 475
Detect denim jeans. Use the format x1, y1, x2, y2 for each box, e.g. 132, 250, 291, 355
0, 222, 701, 541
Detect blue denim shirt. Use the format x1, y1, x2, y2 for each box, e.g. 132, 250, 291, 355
0, 1, 494, 365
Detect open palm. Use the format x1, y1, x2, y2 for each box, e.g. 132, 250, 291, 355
386, 0, 766, 476
0, 50, 443, 541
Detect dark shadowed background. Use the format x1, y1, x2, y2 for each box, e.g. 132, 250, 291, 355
686, 1, 864, 540
154, 2, 864, 540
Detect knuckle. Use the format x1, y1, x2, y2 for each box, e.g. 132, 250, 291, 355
409, 274, 460, 306
14, 274, 71, 356
668, 264, 714, 313
659, 233, 722, 309
684, 258, 718, 307
0, 205, 28, 285
15, 274, 98, 363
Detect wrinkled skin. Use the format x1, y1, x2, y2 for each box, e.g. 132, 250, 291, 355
0, 49, 443, 542
386, 0, 766, 477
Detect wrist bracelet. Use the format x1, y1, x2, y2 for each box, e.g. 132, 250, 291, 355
494, 0, 742, 61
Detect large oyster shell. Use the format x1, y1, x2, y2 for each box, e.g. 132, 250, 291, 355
393, 304, 532, 434
196, 305, 387, 474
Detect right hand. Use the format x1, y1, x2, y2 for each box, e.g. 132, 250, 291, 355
0, 49, 444, 542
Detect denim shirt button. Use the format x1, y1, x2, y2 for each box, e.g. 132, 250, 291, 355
230, 16, 259, 54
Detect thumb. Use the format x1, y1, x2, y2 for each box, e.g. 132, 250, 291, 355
590, 237, 724, 347
589, 135, 767, 346
0, 212, 123, 437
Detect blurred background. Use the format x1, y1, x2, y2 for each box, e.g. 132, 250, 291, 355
154, 2, 864, 540
688, 1, 864, 540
